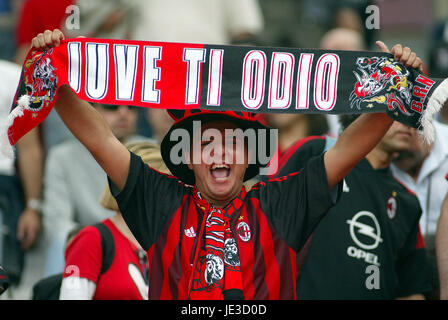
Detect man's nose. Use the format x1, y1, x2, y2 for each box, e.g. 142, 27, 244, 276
210, 140, 233, 162
118, 106, 127, 113
117, 106, 132, 116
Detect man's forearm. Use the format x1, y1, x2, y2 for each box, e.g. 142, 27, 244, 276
324, 113, 394, 188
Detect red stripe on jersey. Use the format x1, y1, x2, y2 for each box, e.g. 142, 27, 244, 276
289, 248, 297, 300
146, 245, 155, 286
242, 198, 297, 299
177, 199, 201, 299
236, 206, 256, 299
159, 206, 185, 299
254, 203, 281, 299
148, 196, 189, 299
416, 226, 425, 249
393, 176, 417, 197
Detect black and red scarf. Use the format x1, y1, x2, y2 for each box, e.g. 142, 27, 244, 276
2, 38, 447, 156
189, 187, 246, 300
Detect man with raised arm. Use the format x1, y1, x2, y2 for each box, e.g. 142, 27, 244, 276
32, 29, 420, 300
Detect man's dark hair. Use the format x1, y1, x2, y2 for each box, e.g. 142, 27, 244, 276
307, 114, 329, 136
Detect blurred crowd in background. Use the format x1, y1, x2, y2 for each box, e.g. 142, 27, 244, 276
1, 0, 448, 300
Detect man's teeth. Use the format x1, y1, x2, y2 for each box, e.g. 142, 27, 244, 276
210, 164, 231, 179
211, 164, 230, 170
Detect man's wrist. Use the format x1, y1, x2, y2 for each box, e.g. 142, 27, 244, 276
26, 198, 43, 213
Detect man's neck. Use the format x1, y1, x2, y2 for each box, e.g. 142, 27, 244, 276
205, 194, 236, 208
365, 147, 394, 170
200, 188, 244, 209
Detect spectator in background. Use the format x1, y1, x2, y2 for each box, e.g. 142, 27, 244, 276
132, 0, 264, 45
14, 0, 74, 65
436, 187, 448, 300
263, 114, 329, 154
59, 141, 171, 300
428, 21, 448, 124
0, 0, 20, 60
0, 59, 43, 291
14, 0, 75, 150
257, 0, 375, 49
260, 113, 328, 178
320, 27, 366, 137
131, 0, 264, 145
320, 27, 366, 51
145, 109, 174, 144
276, 115, 432, 299
62, 0, 137, 40
391, 120, 448, 299
42, 104, 153, 278
259, 28, 365, 178
31, 225, 84, 300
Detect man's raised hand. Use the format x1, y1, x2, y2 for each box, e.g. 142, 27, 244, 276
31, 29, 65, 51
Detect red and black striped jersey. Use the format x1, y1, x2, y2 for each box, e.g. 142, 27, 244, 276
109, 151, 341, 300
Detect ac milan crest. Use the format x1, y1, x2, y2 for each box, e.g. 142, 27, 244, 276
237, 221, 251, 242
387, 196, 397, 219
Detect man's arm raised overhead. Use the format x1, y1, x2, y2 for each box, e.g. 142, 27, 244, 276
32, 29, 130, 190
324, 41, 422, 188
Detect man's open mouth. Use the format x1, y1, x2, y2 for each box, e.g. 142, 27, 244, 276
210, 164, 231, 180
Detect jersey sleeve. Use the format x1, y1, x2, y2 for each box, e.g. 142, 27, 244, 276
63, 226, 102, 283
257, 153, 342, 252
108, 151, 187, 251
396, 224, 432, 297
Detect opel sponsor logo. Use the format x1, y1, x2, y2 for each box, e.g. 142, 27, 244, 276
346, 211, 383, 250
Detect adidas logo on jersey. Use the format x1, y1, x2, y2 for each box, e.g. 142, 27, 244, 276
184, 226, 197, 238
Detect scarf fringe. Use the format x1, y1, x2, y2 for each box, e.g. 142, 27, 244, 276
0, 94, 30, 159
420, 78, 448, 144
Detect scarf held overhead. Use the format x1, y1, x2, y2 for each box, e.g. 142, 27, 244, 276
2, 37, 447, 157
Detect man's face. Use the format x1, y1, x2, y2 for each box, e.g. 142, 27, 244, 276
393, 125, 431, 173
95, 104, 138, 142
187, 121, 249, 206
378, 121, 415, 153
